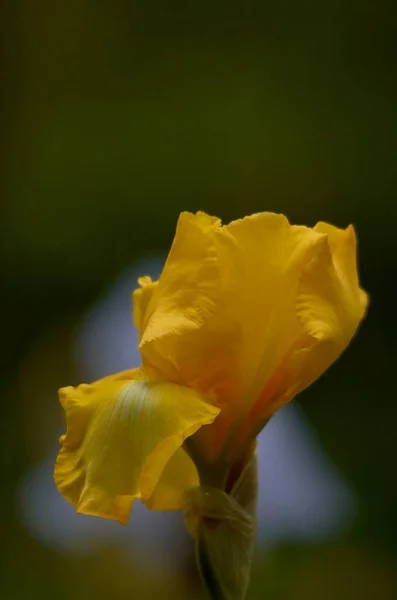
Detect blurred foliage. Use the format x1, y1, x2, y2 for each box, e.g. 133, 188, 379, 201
1, 1, 396, 598
250, 544, 397, 599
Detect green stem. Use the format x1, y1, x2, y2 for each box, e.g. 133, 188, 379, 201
196, 535, 227, 600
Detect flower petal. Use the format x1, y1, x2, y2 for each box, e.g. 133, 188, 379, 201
137, 212, 327, 459
313, 222, 368, 315
137, 212, 222, 382
170, 213, 324, 459
54, 369, 219, 524
131, 212, 367, 463
213, 213, 323, 403
144, 447, 199, 510
232, 222, 367, 452
139, 211, 221, 347
291, 222, 368, 393
132, 276, 158, 341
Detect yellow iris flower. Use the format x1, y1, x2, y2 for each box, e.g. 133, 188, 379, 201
54, 211, 367, 526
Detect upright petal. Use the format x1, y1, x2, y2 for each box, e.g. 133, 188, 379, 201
136, 213, 330, 460
54, 369, 219, 524
131, 211, 366, 463
291, 223, 368, 393
313, 222, 368, 315
132, 276, 158, 341
213, 213, 323, 404
133, 218, 240, 423
139, 211, 221, 347
232, 222, 367, 454
192, 214, 325, 456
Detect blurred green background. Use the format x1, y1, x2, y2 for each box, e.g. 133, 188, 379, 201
1, 1, 396, 598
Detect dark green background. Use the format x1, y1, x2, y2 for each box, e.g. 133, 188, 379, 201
1, 1, 396, 598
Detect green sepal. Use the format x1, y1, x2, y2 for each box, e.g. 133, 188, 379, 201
185, 453, 258, 600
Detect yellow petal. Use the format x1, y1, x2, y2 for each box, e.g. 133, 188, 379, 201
131, 211, 367, 462
137, 212, 221, 380
132, 276, 158, 341
54, 369, 219, 524
144, 447, 199, 510
313, 222, 368, 314
135, 213, 327, 459
140, 211, 221, 345
290, 222, 368, 394
143, 213, 325, 459
214, 213, 323, 402
232, 221, 367, 452
297, 225, 366, 343
182, 213, 366, 459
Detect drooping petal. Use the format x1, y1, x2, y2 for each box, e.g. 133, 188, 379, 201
144, 447, 199, 510
54, 369, 219, 524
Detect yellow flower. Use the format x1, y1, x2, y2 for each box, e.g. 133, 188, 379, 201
55, 211, 367, 524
